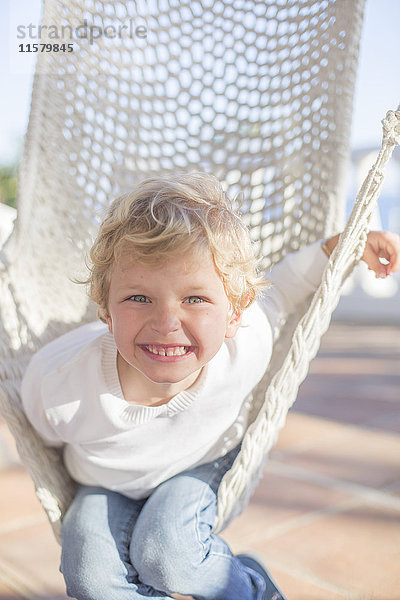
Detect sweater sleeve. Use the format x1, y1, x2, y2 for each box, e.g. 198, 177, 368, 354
260, 241, 328, 340
21, 321, 107, 447
21, 353, 64, 447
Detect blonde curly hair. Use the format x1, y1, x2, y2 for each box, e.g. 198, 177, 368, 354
86, 172, 268, 320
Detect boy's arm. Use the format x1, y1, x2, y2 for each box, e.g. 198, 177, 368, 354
21, 356, 64, 447
20, 321, 106, 448
260, 241, 328, 340
260, 230, 400, 340
325, 231, 400, 277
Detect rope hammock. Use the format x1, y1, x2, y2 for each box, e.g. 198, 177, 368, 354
1, 0, 399, 542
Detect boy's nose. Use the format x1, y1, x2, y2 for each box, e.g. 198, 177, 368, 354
151, 306, 180, 336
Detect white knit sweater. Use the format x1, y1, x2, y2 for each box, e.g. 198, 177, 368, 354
21, 242, 327, 498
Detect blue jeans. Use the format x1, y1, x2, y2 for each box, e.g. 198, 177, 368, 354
61, 446, 273, 599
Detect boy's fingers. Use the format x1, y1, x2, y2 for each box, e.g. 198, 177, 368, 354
384, 234, 400, 275
363, 248, 388, 278
387, 254, 400, 275
363, 231, 400, 276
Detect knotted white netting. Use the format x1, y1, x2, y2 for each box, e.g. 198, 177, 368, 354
2, 0, 399, 541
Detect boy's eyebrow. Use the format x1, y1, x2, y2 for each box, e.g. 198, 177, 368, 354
184, 285, 210, 291
117, 282, 213, 293
179, 283, 216, 294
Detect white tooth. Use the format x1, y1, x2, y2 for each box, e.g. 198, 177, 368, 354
166, 349, 174, 356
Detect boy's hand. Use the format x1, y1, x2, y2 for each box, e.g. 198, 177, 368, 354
361, 230, 400, 278
325, 230, 400, 278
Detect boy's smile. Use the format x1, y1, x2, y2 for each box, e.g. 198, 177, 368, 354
139, 343, 194, 359
105, 249, 242, 406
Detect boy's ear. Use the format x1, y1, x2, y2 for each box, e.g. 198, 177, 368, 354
104, 313, 113, 334
225, 307, 243, 339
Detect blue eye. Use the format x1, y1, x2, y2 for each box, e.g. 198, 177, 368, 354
130, 295, 150, 303
185, 296, 205, 304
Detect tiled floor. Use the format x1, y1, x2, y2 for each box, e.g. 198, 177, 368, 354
0, 322, 399, 599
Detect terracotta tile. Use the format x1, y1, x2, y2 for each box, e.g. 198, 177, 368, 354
307, 356, 400, 376
293, 322, 400, 435
295, 374, 400, 428
276, 425, 400, 490
0, 554, 63, 599
0, 522, 66, 598
0, 468, 45, 530
366, 409, 400, 434
248, 502, 400, 600
262, 565, 349, 600
0, 467, 67, 598
220, 472, 358, 597
386, 481, 400, 497
318, 324, 400, 354
222, 471, 353, 549
0, 579, 24, 599
272, 413, 348, 455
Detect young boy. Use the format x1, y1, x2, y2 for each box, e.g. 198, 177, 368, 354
21, 172, 400, 600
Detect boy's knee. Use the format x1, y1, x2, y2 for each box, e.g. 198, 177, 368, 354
130, 519, 187, 591
131, 539, 194, 594
130, 477, 216, 592
131, 531, 229, 597
61, 519, 130, 599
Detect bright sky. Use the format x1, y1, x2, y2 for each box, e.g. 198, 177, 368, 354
0, 0, 399, 166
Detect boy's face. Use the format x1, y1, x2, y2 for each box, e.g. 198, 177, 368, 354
105, 248, 242, 392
